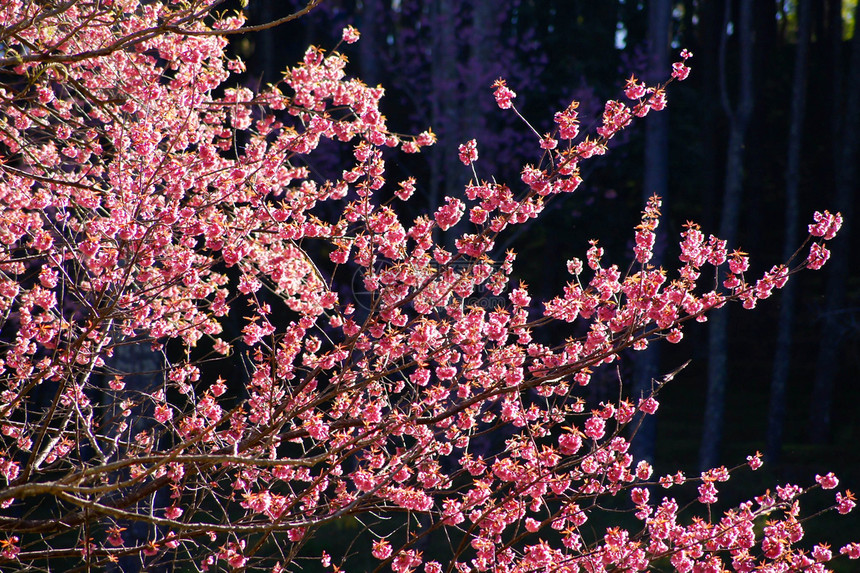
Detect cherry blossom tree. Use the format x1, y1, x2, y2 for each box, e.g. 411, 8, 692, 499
0, 1, 855, 571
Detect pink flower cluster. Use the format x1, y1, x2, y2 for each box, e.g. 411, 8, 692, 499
493, 78, 517, 109
0, 6, 852, 571
459, 138, 479, 165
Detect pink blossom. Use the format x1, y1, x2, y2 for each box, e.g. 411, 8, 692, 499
648, 89, 667, 110
638, 396, 659, 415
631, 487, 649, 506
0, 458, 20, 482
554, 102, 580, 139
492, 78, 517, 109
540, 134, 558, 150
813, 543, 833, 562
747, 451, 763, 470
154, 404, 173, 424
164, 505, 183, 519
776, 483, 802, 501
672, 61, 691, 81
211, 377, 227, 396
808, 210, 842, 240
396, 177, 416, 200
816, 472, 839, 490
840, 543, 860, 559
391, 549, 423, 573
836, 491, 856, 514
698, 481, 718, 504
434, 197, 465, 230
559, 432, 583, 455
806, 242, 830, 270
635, 461, 653, 480
142, 541, 160, 557
342, 26, 360, 44
624, 75, 647, 99
1, 536, 20, 560
584, 415, 606, 439
728, 250, 749, 273
458, 139, 478, 165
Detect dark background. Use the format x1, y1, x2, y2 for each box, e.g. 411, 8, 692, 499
233, 0, 859, 554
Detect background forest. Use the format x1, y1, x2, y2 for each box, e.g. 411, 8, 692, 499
237, 0, 859, 488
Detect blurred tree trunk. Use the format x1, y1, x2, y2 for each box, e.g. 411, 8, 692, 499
248, 1, 276, 84
105, 340, 163, 573
428, 0, 459, 215
695, 0, 725, 235
766, 0, 812, 464
809, 0, 859, 444
700, 0, 754, 471
632, 0, 672, 465
466, 0, 494, 121
357, 0, 382, 87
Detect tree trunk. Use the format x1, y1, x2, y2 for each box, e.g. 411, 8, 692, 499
766, 0, 811, 464
104, 339, 164, 573
695, 0, 725, 234
632, 0, 672, 465
700, 0, 754, 471
809, 0, 859, 444
428, 0, 459, 215
357, 0, 381, 87
248, 0, 278, 86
